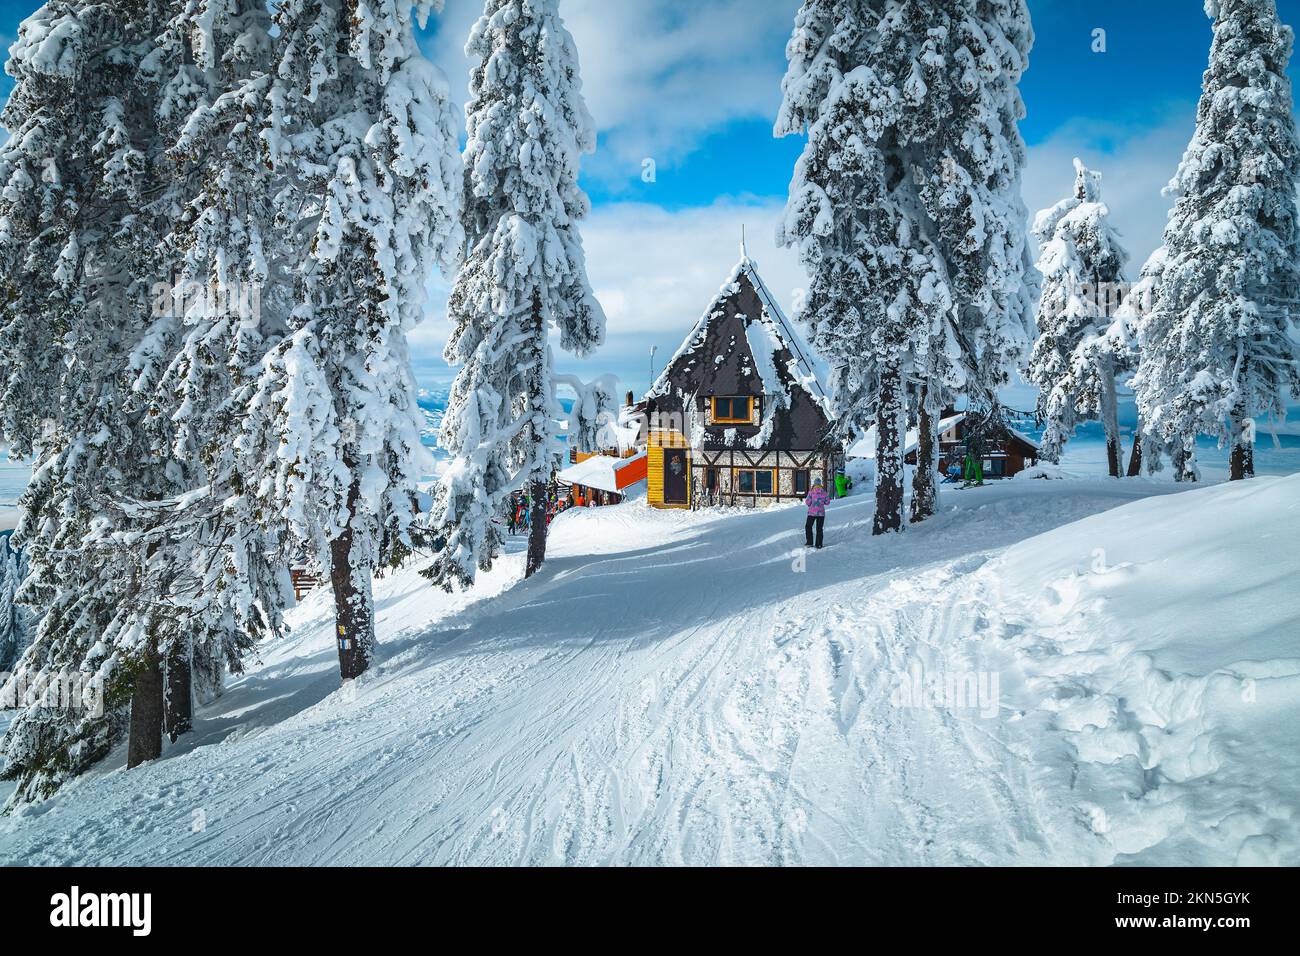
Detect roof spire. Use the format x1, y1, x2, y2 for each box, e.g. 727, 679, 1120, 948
740, 223, 748, 262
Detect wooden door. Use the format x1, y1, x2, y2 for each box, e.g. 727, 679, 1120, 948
663, 448, 689, 504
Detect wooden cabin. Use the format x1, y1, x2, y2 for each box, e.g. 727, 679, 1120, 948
931, 412, 1040, 479
847, 409, 1040, 480
557, 450, 648, 507
643, 253, 835, 508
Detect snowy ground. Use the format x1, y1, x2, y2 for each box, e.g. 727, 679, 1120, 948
0, 473, 1296, 865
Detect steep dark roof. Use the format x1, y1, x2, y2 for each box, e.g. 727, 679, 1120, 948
646, 255, 834, 450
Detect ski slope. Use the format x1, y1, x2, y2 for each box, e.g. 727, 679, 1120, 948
0, 475, 1297, 865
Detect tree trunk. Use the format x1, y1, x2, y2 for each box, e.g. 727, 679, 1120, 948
127, 652, 164, 769
910, 385, 937, 523
525, 479, 548, 578
1100, 366, 1122, 478
163, 641, 192, 743
1229, 404, 1255, 481
874, 363, 904, 535
1126, 424, 1144, 477
523, 291, 551, 580
1173, 445, 1198, 483
330, 476, 375, 681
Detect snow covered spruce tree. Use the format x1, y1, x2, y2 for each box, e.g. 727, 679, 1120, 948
238, 0, 463, 680
0, 0, 191, 800
556, 373, 622, 455
1134, 0, 1300, 482
776, 0, 1035, 532
426, 0, 604, 585
776, 0, 940, 535
114, 0, 288, 748
900, 0, 1037, 517
1027, 159, 1130, 475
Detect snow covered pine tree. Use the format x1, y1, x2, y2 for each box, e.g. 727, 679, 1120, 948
1134, 0, 1300, 482
897, 0, 1037, 517
240, 0, 463, 681
776, 0, 1035, 532
114, 0, 289, 750
0, 0, 194, 799
427, 0, 604, 586
556, 373, 623, 456
1112, 247, 1169, 476
1027, 159, 1130, 475
776, 0, 947, 535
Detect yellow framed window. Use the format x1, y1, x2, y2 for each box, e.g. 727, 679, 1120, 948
735, 468, 774, 495
712, 396, 753, 424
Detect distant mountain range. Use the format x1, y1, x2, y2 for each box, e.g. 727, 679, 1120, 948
416, 384, 575, 458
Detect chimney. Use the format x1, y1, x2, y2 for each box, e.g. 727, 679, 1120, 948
625, 390, 634, 407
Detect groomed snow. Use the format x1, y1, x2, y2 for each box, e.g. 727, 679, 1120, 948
0, 476, 1296, 865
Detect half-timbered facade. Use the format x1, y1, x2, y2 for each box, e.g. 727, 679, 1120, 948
643, 254, 835, 508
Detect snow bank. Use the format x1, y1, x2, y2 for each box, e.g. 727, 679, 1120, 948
981, 474, 1300, 863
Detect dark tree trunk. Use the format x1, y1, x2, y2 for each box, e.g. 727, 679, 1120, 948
1229, 404, 1255, 481
523, 291, 551, 580
163, 641, 192, 743
330, 476, 374, 681
1173, 445, 1198, 483
127, 652, 164, 769
1105, 433, 1122, 479
874, 363, 904, 535
1126, 426, 1144, 477
910, 386, 937, 523
525, 480, 548, 578
1101, 367, 1122, 478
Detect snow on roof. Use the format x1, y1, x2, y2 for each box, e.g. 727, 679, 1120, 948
645, 251, 832, 416
740, 255, 833, 413
556, 453, 647, 494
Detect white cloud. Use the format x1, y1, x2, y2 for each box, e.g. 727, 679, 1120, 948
410, 197, 809, 391
426, 0, 793, 183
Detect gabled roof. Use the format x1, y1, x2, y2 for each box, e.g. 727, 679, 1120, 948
556, 453, 648, 494
646, 252, 832, 417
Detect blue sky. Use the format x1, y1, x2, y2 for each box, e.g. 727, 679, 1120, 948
3, 0, 1300, 397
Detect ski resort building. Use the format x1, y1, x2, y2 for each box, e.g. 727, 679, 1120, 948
643, 254, 836, 508
557, 450, 648, 507
847, 409, 1042, 480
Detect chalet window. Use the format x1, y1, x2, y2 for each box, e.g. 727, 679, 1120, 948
706, 467, 720, 492
736, 468, 774, 495
712, 396, 753, 424
793, 469, 809, 495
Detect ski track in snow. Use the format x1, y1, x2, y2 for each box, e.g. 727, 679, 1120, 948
0, 477, 1295, 866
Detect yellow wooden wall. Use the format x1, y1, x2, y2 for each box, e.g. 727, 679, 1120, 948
647, 430, 690, 509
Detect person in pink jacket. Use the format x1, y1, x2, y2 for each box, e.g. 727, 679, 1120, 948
804, 476, 831, 549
